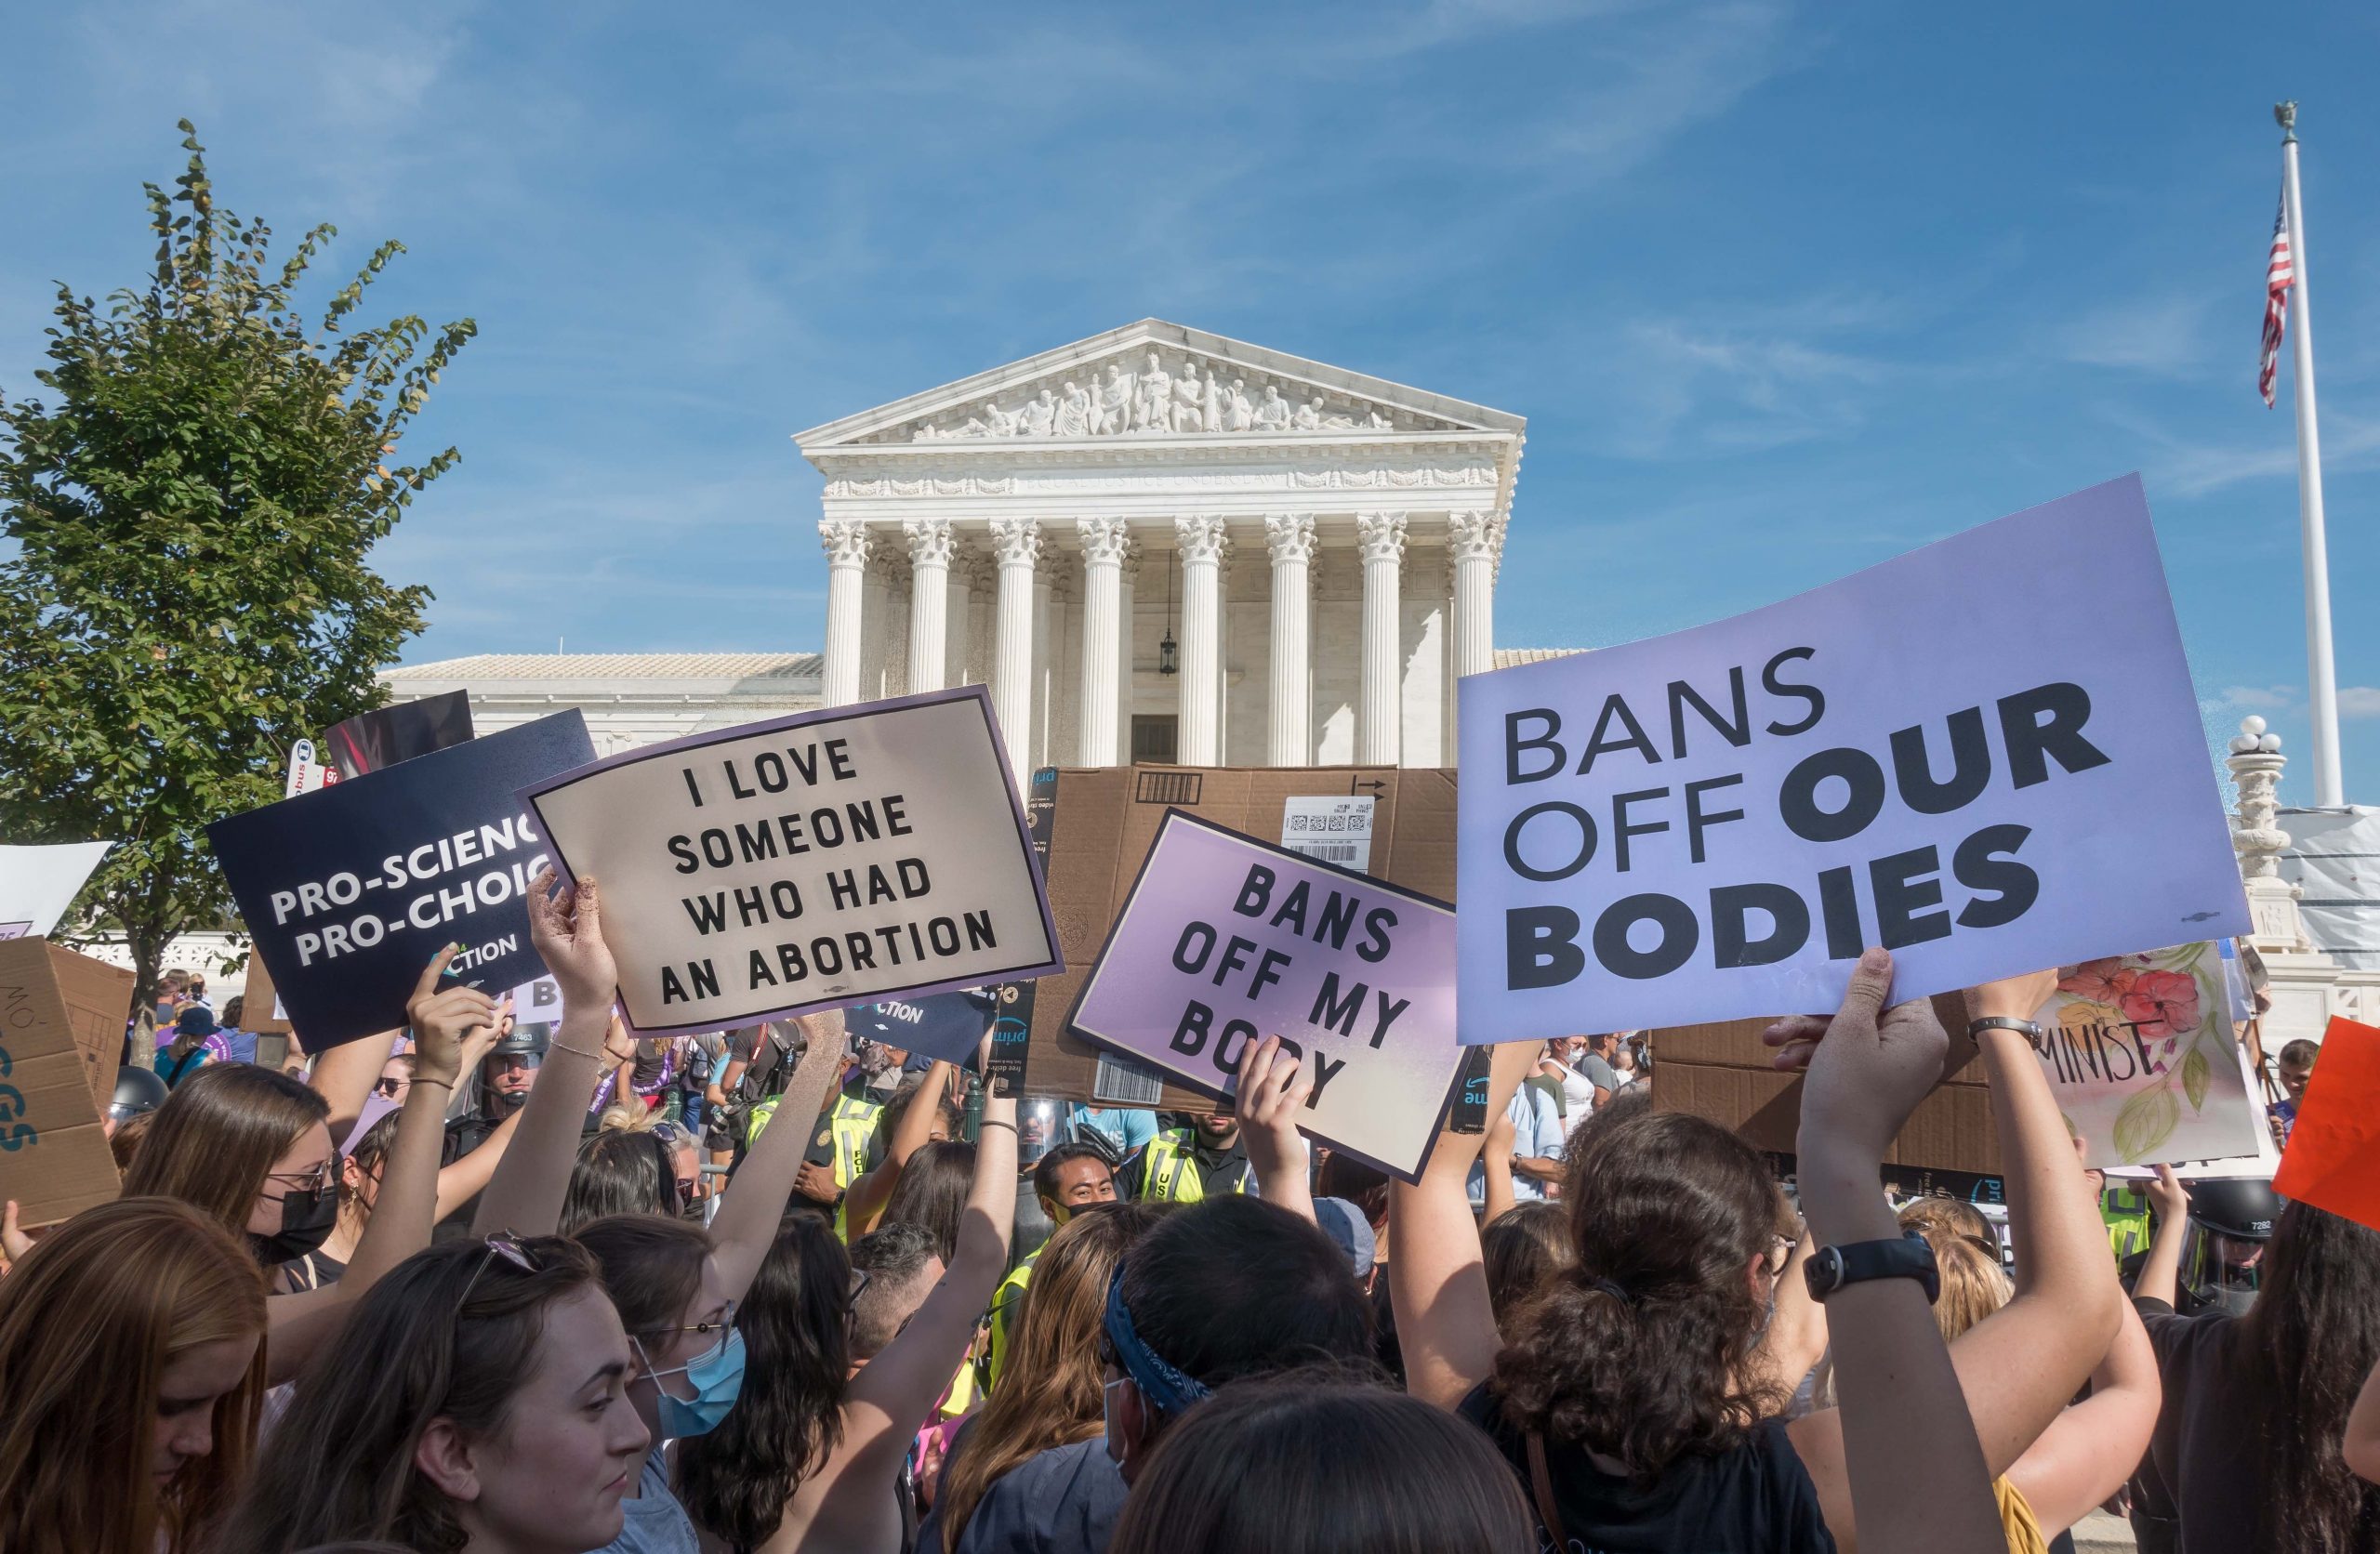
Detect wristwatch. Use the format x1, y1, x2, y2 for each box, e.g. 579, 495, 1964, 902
1967, 1016, 2043, 1043
1805, 1231, 1940, 1305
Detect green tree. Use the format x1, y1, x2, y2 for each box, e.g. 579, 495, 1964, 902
0, 121, 475, 1015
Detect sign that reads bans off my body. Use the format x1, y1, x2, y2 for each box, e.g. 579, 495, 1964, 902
524, 687, 1060, 1037
1065, 810, 1461, 1181
1457, 476, 2251, 1043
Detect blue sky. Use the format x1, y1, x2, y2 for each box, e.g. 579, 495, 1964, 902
6, 0, 2375, 799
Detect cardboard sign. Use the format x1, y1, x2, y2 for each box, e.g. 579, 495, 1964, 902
2029, 943, 2261, 1167
2273, 1017, 2380, 1232
323, 690, 475, 779
208, 713, 597, 1051
0, 938, 132, 1228
848, 991, 993, 1066
524, 687, 1059, 1038
1022, 766, 1455, 1113
1065, 810, 1461, 1180
0, 841, 113, 941
1458, 476, 2248, 1044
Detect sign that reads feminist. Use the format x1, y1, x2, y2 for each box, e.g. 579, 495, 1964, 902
1064, 810, 1461, 1181
523, 687, 1060, 1038
1457, 475, 2251, 1044
208, 712, 597, 1051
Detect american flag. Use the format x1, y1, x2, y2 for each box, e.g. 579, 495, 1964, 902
2261, 186, 2294, 407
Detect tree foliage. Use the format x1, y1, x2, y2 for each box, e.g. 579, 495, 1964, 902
0, 121, 475, 1010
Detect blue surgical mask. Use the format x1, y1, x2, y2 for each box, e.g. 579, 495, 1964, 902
641, 1329, 747, 1438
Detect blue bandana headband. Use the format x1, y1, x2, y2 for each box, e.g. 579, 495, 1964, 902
1104, 1263, 1211, 1416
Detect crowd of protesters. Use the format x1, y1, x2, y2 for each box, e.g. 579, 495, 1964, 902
5, 866, 2378, 1554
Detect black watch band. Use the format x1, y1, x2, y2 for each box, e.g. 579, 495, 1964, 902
1967, 1016, 2043, 1042
1804, 1231, 1939, 1305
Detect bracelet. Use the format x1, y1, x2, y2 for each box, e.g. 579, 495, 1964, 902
550, 1042, 606, 1060
979, 1120, 1018, 1134
412, 1076, 456, 1092
1967, 1016, 2043, 1042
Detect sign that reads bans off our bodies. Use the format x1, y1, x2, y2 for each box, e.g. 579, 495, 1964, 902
524, 687, 1060, 1038
1066, 810, 1461, 1182
1456, 476, 2252, 1043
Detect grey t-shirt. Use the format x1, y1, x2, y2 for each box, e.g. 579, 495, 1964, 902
1576, 1051, 1622, 1093
949, 1438, 1128, 1554
604, 1444, 700, 1554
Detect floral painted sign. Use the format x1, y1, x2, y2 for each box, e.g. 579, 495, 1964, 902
2029, 942, 2263, 1167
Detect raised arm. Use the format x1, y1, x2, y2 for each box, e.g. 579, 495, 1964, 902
1479, 1103, 1518, 1230
787, 1081, 1019, 1552
309, 1028, 400, 1146
2348, 1355, 2380, 1484
472, 869, 629, 1237
1238, 1035, 1316, 1226
2131, 1164, 2188, 1309
1780, 949, 2003, 1554
264, 949, 492, 1382
842, 1059, 960, 1237
706, 1012, 844, 1303
2006, 1297, 2161, 1535
1391, 1040, 1535, 1412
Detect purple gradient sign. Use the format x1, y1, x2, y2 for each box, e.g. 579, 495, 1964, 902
1064, 810, 1461, 1181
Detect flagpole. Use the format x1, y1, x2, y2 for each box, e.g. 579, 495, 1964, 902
2278, 100, 2345, 808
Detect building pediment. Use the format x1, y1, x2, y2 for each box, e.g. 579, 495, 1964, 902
794, 319, 1522, 454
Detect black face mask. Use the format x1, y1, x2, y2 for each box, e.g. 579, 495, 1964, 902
250, 1183, 338, 1266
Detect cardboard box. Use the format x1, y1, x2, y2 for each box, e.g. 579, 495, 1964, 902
1027, 765, 1457, 1112
239, 950, 291, 1036
1649, 994, 2003, 1177
0, 937, 131, 1228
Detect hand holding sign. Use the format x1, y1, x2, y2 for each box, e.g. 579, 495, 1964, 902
407, 945, 500, 1085
525, 866, 619, 1018
1236, 1035, 1316, 1220
1771, 948, 1951, 1167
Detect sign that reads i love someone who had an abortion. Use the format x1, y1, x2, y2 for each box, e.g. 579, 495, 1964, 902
524, 686, 1059, 1038
1456, 475, 2251, 1044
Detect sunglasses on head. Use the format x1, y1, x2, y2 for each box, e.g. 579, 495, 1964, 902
458, 1231, 543, 1307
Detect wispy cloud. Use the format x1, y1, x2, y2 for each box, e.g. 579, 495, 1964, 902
2061, 292, 2215, 375
2341, 687, 2380, 719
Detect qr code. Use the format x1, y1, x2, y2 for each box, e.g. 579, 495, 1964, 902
1094, 1052, 1167, 1106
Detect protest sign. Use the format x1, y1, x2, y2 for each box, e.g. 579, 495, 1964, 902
0, 938, 131, 1228
1064, 810, 1461, 1181
848, 990, 993, 1066
1458, 475, 2248, 1044
2273, 1017, 2380, 1232
2027, 943, 2261, 1167
208, 713, 597, 1051
524, 686, 1059, 1038
322, 690, 475, 779
0, 841, 113, 941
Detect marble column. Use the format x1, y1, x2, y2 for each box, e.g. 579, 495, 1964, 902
946, 551, 986, 687
903, 518, 955, 694
820, 518, 871, 707
1117, 539, 1140, 762
1174, 515, 1230, 765
1447, 509, 1501, 738
988, 517, 1040, 779
1077, 518, 1130, 765
1264, 513, 1317, 766
1356, 511, 1408, 765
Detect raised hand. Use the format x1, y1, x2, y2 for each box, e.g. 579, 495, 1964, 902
456, 994, 515, 1077
1771, 947, 1949, 1166
1236, 1034, 1316, 1223
406, 945, 500, 1086
525, 865, 618, 1016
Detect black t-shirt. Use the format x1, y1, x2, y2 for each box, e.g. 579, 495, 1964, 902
1459, 1381, 1837, 1553
2127, 1297, 2275, 1554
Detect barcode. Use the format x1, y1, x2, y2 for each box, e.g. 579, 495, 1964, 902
1093, 1051, 1167, 1106
1292, 842, 1364, 862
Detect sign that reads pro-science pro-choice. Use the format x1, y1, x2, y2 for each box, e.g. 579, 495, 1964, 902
208, 712, 598, 1051
1065, 810, 1461, 1181
523, 687, 1060, 1038
1456, 475, 2251, 1044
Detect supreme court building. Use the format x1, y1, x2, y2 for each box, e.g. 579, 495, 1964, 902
385, 320, 1567, 765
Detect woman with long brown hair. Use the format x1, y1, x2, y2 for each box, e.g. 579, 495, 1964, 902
126, 946, 491, 1382
0, 1196, 269, 1554
931, 1202, 1165, 1553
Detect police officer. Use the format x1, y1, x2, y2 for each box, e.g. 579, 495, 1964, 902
983, 1142, 1119, 1389
445, 1018, 549, 1161
1129, 1109, 1251, 1203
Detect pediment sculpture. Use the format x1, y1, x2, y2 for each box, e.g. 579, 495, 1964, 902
896, 350, 1447, 442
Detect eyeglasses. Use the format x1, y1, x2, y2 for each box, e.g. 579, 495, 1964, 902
459, 1231, 542, 1307
848, 1267, 872, 1317
655, 1299, 737, 1367
374, 1075, 409, 1097
265, 1156, 340, 1195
